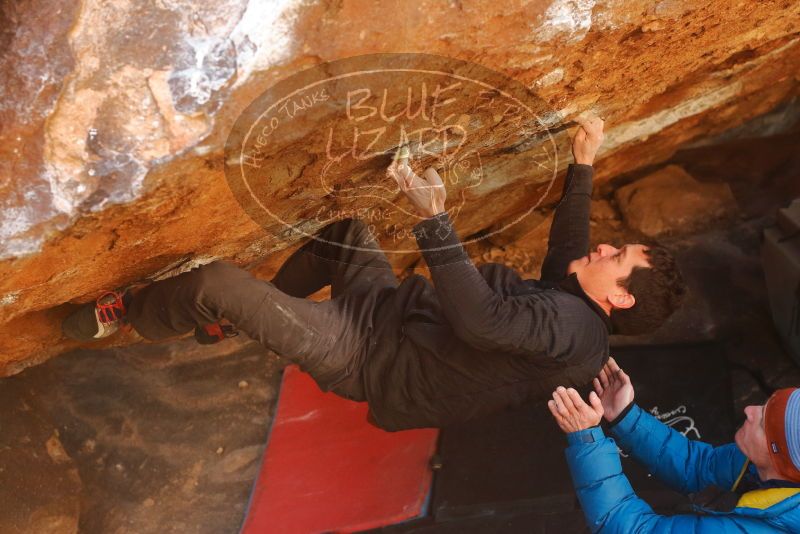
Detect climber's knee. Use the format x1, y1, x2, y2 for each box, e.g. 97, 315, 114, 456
185, 261, 242, 299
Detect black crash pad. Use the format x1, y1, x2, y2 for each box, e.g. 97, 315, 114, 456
372, 342, 734, 533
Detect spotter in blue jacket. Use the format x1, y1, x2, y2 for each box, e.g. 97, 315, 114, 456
565, 403, 800, 533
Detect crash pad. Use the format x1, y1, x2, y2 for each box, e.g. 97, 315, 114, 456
428, 342, 734, 524
240, 365, 439, 534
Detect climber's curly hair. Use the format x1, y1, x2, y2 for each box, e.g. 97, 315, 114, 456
610, 245, 687, 335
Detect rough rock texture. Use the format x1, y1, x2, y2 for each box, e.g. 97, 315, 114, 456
2, 139, 799, 531
0, 381, 81, 534
615, 164, 736, 237
0, 333, 282, 533
1, 0, 799, 374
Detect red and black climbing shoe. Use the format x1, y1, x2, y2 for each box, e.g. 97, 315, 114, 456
62, 290, 132, 342
194, 322, 239, 345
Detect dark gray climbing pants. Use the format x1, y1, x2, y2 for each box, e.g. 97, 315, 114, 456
126, 219, 399, 398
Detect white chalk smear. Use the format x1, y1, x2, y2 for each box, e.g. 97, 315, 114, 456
231, 0, 304, 86
537, 0, 596, 43
0, 292, 20, 307
280, 409, 320, 424
534, 67, 565, 88
601, 82, 743, 155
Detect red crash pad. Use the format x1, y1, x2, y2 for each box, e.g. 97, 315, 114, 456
240, 365, 439, 534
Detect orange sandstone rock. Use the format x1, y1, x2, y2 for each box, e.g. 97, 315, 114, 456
0, 0, 799, 375
615, 165, 737, 237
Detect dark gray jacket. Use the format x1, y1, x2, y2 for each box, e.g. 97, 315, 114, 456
364, 164, 611, 430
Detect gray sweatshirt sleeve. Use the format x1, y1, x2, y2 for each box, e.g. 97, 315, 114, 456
413, 212, 580, 356
540, 164, 594, 282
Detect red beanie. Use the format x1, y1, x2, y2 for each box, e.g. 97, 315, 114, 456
764, 388, 800, 483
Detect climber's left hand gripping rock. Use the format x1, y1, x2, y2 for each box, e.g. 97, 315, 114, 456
387, 161, 447, 219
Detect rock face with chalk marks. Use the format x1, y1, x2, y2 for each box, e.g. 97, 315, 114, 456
0, 0, 799, 374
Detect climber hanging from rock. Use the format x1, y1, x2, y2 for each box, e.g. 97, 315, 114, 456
62, 117, 687, 431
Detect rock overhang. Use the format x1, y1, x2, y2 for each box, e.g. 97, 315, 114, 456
0, 0, 798, 374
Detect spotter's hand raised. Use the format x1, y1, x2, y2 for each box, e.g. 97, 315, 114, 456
548, 386, 604, 434
592, 356, 634, 422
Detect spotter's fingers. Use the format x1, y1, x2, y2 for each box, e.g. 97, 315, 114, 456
588, 391, 604, 415
593, 377, 604, 396
547, 400, 563, 420
556, 386, 577, 411
552, 389, 569, 415
565, 388, 588, 411
598, 366, 610, 389
619, 369, 632, 386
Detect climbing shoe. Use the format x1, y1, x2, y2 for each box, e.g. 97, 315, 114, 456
194, 322, 239, 345
62, 290, 132, 342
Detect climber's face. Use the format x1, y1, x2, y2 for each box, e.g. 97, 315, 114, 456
568, 244, 651, 312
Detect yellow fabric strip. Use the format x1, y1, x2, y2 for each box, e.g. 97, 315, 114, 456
731, 459, 749, 492
737, 488, 800, 510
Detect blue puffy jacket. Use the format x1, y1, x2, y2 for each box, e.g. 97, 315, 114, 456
565, 403, 800, 533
